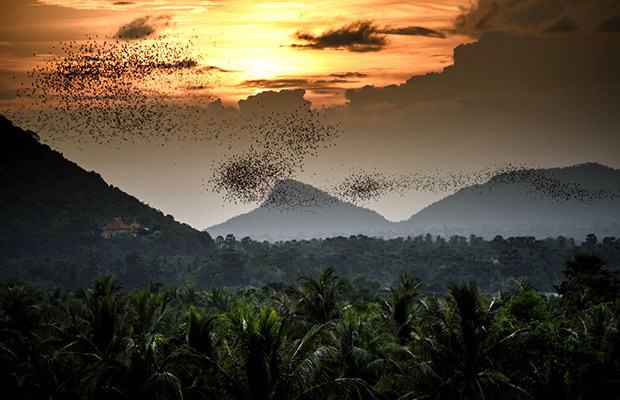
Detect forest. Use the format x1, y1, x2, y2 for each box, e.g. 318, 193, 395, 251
3, 232, 620, 295
2, 252, 619, 399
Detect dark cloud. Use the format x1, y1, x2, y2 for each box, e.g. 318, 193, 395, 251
329, 72, 367, 78
543, 17, 578, 33
240, 79, 342, 95
113, 1, 134, 5
454, 0, 549, 36
292, 20, 387, 52
378, 26, 445, 38
597, 14, 620, 32
291, 20, 446, 52
345, 32, 620, 109
454, 0, 620, 37
240, 78, 312, 89
238, 73, 366, 95
114, 15, 171, 40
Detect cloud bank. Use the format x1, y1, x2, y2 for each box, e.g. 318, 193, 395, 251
337, 30, 620, 173
454, 0, 620, 37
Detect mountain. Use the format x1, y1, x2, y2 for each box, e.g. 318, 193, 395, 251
208, 164, 620, 241
399, 163, 620, 238
0, 115, 214, 260
206, 179, 394, 241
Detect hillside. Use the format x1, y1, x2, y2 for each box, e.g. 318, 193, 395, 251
400, 163, 620, 238
206, 179, 394, 241
0, 115, 214, 261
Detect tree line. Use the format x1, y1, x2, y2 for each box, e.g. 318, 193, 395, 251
4, 232, 618, 294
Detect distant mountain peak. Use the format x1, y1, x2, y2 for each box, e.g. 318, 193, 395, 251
260, 179, 340, 210
403, 162, 620, 237
484, 162, 620, 199
207, 179, 392, 240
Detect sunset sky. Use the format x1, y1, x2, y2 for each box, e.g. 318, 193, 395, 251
0, 0, 467, 105
1, 0, 619, 230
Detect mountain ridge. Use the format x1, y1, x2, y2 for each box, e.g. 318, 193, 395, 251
403, 163, 620, 229
207, 163, 620, 240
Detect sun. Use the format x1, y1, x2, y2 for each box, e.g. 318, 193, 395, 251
229, 44, 329, 82
236, 52, 292, 80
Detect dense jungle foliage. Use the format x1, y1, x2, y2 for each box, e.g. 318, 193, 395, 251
2, 232, 619, 294
2, 254, 619, 399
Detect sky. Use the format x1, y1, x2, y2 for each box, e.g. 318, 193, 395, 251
1, 0, 620, 230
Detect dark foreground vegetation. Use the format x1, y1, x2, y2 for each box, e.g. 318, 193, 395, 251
2, 252, 620, 399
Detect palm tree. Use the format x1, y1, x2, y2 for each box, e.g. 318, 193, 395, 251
224, 306, 284, 399
72, 275, 126, 358
336, 302, 389, 388
556, 254, 620, 311
378, 282, 530, 400
174, 307, 226, 399
67, 278, 188, 399
0, 283, 51, 399
126, 288, 176, 338
182, 307, 220, 359
569, 302, 620, 399
287, 268, 352, 326
205, 287, 232, 314
53, 276, 130, 398
414, 281, 530, 399
80, 333, 184, 400
383, 275, 422, 344
220, 305, 369, 400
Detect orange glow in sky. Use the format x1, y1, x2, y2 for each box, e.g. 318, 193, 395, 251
0, 0, 469, 108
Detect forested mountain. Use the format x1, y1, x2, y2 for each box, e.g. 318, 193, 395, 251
0, 115, 214, 286
401, 163, 620, 238
206, 179, 393, 241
